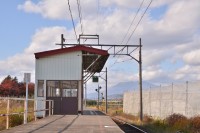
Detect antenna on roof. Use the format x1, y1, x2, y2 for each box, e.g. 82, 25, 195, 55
61, 34, 65, 49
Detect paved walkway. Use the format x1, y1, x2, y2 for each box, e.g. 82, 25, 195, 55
0, 109, 123, 133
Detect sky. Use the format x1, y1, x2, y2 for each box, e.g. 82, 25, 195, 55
0, 0, 200, 93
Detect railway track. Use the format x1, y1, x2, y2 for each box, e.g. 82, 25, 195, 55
112, 117, 148, 133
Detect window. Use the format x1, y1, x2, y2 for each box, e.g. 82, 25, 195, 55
46, 80, 78, 97
47, 81, 61, 97
62, 88, 77, 97
61, 81, 78, 97
37, 80, 44, 97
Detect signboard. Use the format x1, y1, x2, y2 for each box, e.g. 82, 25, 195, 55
24, 73, 31, 83
92, 76, 98, 82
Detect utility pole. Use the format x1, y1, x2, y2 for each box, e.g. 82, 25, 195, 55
105, 67, 108, 114
139, 38, 143, 121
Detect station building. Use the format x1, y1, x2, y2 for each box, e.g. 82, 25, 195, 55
34, 45, 109, 116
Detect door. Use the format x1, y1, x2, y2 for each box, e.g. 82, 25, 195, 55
46, 80, 78, 115
61, 81, 78, 114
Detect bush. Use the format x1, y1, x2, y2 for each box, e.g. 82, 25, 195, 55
9, 114, 23, 127
190, 116, 200, 131
165, 114, 189, 130
86, 100, 97, 106
143, 115, 153, 123
0, 117, 6, 131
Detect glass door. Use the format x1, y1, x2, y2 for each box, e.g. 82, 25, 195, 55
46, 80, 78, 115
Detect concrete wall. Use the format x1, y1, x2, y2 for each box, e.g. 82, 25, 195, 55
123, 82, 200, 119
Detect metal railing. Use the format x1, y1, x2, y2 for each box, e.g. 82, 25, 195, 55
0, 97, 54, 129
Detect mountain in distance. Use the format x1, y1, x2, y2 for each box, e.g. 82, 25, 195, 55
87, 81, 156, 99
108, 81, 155, 95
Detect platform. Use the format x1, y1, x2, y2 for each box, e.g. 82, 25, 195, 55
0, 109, 123, 133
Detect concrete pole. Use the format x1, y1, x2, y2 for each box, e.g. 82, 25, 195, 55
139, 38, 143, 121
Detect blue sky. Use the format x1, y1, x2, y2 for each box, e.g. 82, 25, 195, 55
0, 0, 200, 92
0, 1, 71, 59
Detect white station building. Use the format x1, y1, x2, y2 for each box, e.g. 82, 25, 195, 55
34, 45, 109, 116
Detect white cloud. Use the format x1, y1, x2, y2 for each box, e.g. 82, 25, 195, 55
18, 0, 42, 14
172, 65, 200, 81
18, 0, 69, 20
0, 26, 69, 82
157, 0, 200, 33
143, 68, 164, 81
25, 26, 68, 54
1, 0, 199, 86
183, 49, 200, 66
143, 49, 171, 66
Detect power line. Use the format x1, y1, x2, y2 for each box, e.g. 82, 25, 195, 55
120, 0, 145, 45
125, 0, 153, 45
112, 0, 146, 67
96, 0, 100, 34
110, 0, 152, 69
77, 0, 84, 34
67, 0, 78, 42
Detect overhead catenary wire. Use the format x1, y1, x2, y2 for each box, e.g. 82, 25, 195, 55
111, 0, 146, 67
96, 0, 100, 34
67, 0, 78, 42
110, 0, 153, 69
125, 0, 153, 45
120, 0, 145, 45
77, 0, 84, 34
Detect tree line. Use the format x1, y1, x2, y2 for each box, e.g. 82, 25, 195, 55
0, 75, 34, 97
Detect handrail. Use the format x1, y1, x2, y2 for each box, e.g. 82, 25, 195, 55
0, 108, 53, 116
0, 97, 54, 129
0, 97, 52, 101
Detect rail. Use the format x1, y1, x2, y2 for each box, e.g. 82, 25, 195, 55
0, 97, 54, 129
112, 116, 147, 133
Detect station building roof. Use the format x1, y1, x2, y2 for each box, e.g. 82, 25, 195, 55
34, 45, 109, 73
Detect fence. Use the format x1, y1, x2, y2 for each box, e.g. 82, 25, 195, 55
123, 81, 200, 119
0, 97, 54, 129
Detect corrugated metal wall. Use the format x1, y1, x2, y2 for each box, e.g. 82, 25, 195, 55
36, 51, 82, 80
35, 51, 82, 116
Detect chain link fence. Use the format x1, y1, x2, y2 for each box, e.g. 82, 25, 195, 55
123, 81, 200, 119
